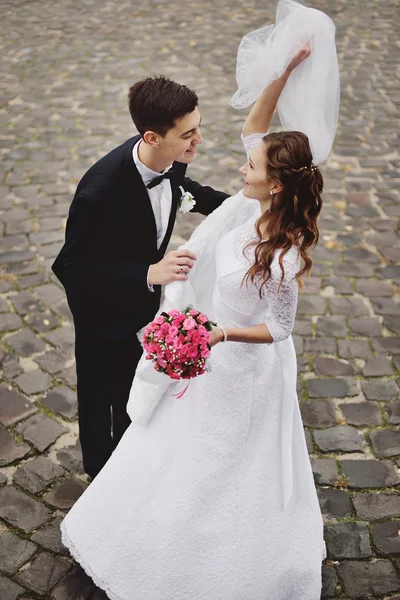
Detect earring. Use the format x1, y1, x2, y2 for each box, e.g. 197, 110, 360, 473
270, 191, 274, 197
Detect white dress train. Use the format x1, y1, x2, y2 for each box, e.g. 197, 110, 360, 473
61, 200, 325, 600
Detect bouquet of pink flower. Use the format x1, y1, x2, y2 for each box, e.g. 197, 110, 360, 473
143, 307, 216, 381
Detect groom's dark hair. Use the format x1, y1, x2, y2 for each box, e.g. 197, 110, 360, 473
128, 75, 198, 137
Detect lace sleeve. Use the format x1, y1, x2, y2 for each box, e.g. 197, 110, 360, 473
241, 132, 269, 160
262, 247, 300, 343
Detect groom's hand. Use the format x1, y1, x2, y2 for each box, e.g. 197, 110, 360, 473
148, 249, 197, 286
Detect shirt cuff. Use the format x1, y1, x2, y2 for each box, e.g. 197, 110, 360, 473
147, 266, 154, 292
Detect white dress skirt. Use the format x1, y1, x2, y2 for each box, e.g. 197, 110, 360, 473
61, 204, 325, 600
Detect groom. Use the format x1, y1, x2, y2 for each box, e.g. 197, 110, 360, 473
52, 76, 229, 479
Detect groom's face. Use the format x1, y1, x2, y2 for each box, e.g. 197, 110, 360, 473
159, 107, 203, 164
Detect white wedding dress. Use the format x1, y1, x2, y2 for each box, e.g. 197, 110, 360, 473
61, 174, 325, 599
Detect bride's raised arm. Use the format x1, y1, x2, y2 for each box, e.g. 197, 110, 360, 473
242, 43, 311, 138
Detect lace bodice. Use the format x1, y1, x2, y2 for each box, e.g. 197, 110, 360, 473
213, 208, 300, 343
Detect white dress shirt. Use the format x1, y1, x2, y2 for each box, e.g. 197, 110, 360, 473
132, 140, 173, 250
132, 140, 173, 290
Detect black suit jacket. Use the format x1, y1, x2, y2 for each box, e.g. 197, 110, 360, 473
52, 135, 229, 339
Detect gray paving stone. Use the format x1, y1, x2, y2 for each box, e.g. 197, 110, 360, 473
374, 336, 400, 355
31, 516, 67, 555
314, 357, 355, 377
0, 424, 31, 466
321, 566, 337, 599
371, 297, 400, 315
24, 311, 60, 333
338, 559, 400, 597
306, 377, 358, 399
0, 385, 36, 425
338, 339, 372, 359
385, 401, 400, 425
322, 276, 353, 295
0, 486, 52, 532
14, 370, 53, 395
310, 458, 338, 485
34, 349, 69, 374
348, 317, 382, 337
51, 565, 97, 600
370, 429, 400, 458
297, 295, 326, 315
0, 575, 24, 600
44, 475, 88, 509
58, 364, 77, 387
3, 353, 23, 380
304, 337, 337, 355
353, 492, 400, 521
17, 552, 70, 595
16, 413, 68, 452
14, 456, 64, 493
340, 401, 382, 426
356, 278, 393, 296
341, 459, 400, 488
0, 531, 37, 574
44, 327, 75, 350
57, 440, 84, 475
11, 291, 42, 315
372, 520, 400, 555
33, 283, 65, 306
293, 319, 312, 336
41, 385, 77, 419
330, 297, 369, 317
0, 250, 35, 263
317, 488, 351, 520
316, 316, 348, 337
300, 400, 337, 427
0, 312, 23, 332
314, 426, 364, 453
325, 522, 371, 559
362, 379, 399, 402
5, 328, 46, 356
363, 357, 394, 377
383, 315, 400, 335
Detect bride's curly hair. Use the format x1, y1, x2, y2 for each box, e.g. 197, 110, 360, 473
244, 131, 323, 295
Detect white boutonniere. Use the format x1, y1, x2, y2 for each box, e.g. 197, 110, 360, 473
178, 186, 196, 214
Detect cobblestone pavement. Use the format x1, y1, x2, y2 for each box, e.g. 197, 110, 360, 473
0, 0, 399, 598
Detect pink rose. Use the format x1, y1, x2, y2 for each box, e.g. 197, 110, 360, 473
172, 319, 181, 328
160, 323, 170, 334
198, 325, 207, 335
201, 348, 210, 358
189, 308, 198, 316
198, 313, 208, 324
168, 309, 180, 317
173, 338, 183, 350
165, 335, 174, 345
187, 345, 199, 359
170, 372, 180, 381
192, 332, 201, 344
154, 315, 165, 325
183, 318, 196, 330
169, 325, 179, 337
177, 313, 186, 323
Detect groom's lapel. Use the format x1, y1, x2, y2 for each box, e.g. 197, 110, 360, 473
121, 137, 157, 250
158, 179, 181, 256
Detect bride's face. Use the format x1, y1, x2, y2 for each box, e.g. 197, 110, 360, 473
240, 144, 271, 202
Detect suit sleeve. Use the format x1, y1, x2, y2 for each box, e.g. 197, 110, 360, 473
182, 176, 229, 216
61, 193, 150, 290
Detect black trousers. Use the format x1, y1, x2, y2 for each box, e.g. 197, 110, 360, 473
74, 326, 143, 479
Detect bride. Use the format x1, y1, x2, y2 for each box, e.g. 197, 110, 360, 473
61, 32, 331, 600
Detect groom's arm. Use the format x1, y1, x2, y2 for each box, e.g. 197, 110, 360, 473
182, 176, 229, 216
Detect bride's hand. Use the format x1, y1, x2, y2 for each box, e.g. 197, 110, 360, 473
210, 326, 224, 348
286, 42, 311, 73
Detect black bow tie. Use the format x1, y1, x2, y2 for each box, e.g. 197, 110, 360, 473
147, 169, 179, 190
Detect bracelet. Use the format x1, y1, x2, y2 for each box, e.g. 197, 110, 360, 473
219, 324, 228, 343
